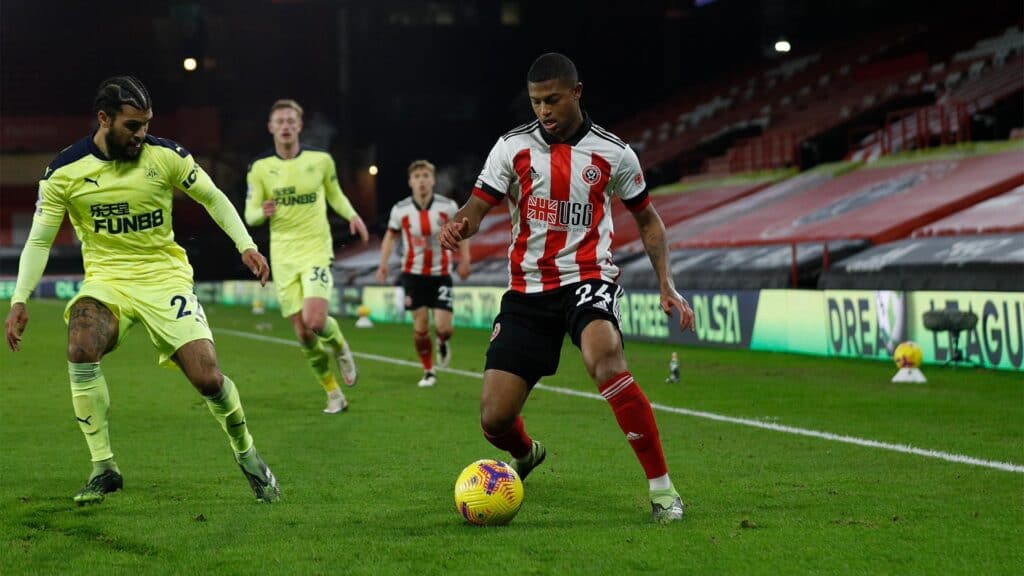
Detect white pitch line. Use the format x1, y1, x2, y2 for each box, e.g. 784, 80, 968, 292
218, 328, 1024, 474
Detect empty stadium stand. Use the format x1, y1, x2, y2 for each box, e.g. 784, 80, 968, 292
679, 147, 1023, 248
819, 233, 1024, 291
912, 184, 1024, 237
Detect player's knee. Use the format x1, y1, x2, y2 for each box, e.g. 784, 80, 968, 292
67, 343, 102, 363
412, 316, 429, 333
290, 321, 316, 345
587, 355, 627, 385
480, 404, 516, 436
304, 316, 326, 334
189, 369, 224, 396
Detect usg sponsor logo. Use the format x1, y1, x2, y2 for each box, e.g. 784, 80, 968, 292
526, 196, 593, 229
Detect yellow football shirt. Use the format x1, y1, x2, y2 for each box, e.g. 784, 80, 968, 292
22, 134, 256, 292
244, 146, 357, 265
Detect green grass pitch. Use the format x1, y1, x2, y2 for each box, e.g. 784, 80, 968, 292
1, 299, 1021, 574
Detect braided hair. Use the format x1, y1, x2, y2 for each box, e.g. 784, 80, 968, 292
93, 76, 152, 118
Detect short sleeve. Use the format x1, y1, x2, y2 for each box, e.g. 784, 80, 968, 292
472, 138, 513, 205
612, 145, 650, 213
387, 205, 401, 232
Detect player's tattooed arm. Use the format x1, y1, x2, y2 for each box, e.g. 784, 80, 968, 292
633, 205, 672, 288
633, 205, 694, 331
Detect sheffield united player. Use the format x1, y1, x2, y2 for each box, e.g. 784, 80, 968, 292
440, 53, 695, 523
377, 160, 471, 388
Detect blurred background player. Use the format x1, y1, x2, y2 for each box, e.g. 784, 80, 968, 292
245, 99, 369, 414
376, 159, 471, 387
440, 53, 695, 523
3, 76, 280, 504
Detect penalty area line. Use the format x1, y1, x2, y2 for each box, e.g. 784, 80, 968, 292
218, 328, 1024, 474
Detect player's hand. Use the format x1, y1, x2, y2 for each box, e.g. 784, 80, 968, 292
457, 259, 471, 281
350, 216, 369, 243
440, 217, 469, 251
5, 303, 28, 352
262, 200, 277, 218
242, 249, 270, 286
375, 265, 388, 284
661, 287, 695, 332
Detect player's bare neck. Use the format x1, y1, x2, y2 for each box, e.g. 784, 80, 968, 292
276, 141, 300, 160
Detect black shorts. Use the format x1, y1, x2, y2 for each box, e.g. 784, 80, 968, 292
485, 279, 625, 386
400, 273, 454, 311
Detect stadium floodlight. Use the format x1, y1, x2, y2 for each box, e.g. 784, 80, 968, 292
774, 39, 791, 53
183, 57, 198, 72
368, 165, 379, 176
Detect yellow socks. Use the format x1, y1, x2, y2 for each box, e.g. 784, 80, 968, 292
69, 362, 114, 464
203, 376, 253, 455
300, 339, 339, 392
317, 316, 347, 350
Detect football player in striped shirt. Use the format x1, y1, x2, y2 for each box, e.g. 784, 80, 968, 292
245, 99, 369, 414
4, 76, 279, 504
376, 160, 471, 388
440, 54, 695, 523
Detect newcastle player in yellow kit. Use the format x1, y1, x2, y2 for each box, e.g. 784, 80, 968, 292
4, 76, 280, 504
245, 99, 369, 414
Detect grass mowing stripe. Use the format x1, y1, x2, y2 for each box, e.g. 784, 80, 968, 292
217, 327, 1024, 474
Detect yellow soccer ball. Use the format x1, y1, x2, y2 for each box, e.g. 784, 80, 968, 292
454, 459, 524, 526
356, 304, 370, 318
893, 341, 923, 368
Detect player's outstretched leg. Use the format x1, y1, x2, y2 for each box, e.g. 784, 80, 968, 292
599, 370, 684, 523
69, 361, 123, 505
202, 376, 280, 502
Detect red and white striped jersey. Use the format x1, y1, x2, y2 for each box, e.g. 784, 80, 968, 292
387, 194, 459, 276
472, 116, 650, 293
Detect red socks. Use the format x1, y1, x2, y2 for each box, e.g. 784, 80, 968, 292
599, 371, 668, 479
414, 330, 432, 370
482, 415, 532, 459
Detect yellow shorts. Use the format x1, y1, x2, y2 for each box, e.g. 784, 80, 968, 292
65, 280, 213, 368
272, 259, 334, 318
